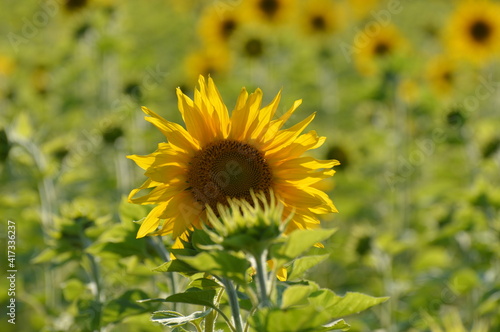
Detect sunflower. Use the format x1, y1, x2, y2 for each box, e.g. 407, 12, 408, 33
426, 56, 458, 97
353, 24, 406, 76
299, 0, 344, 37
184, 48, 232, 84
128, 76, 338, 241
0, 55, 15, 77
346, 0, 382, 20
198, 5, 243, 47
445, 0, 500, 64
244, 0, 296, 24
63, 0, 88, 11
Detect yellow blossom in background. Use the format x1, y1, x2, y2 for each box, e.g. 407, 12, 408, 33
397, 78, 420, 105
445, 0, 500, 65
128, 76, 338, 241
232, 28, 268, 59
346, 0, 382, 20
298, 0, 345, 37
0, 55, 15, 77
184, 48, 232, 84
198, 5, 244, 47
426, 56, 458, 97
354, 24, 406, 76
243, 0, 297, 25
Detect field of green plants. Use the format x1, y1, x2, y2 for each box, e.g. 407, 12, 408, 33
1, 0, 500, 331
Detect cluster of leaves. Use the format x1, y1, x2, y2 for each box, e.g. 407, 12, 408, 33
147, 225, 387, 331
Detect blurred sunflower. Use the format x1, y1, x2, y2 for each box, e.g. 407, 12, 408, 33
426, 56, 458, 97
244, 0, 296, 24
128, 76, 338, 240
299, 0, 344, 37
63, 0, 88, 11
347, 0, 382, 20
0, 55, 15, 77
184, 48, 231, 84
445, 0, 500, 64
354, 24, 406, 76
398, 78, 420, 104
62, 0, 115, 13
198, 5, 243, 47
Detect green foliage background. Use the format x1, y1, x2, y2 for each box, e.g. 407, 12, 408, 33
1, 0, 500, 331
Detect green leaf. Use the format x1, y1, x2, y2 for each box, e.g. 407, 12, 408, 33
308, 290, 389, 319
164, 288, 217, 309
31, 248, 58, 264
76, 299, 102, 331
249, 306, 332, 332
101, 289, 158, 325
320, 319, 351, 331
62, 279, 86, 301
180, 251, 250, 285
118, 196, 147, 225
281, 284, 316, 309
287, 254, 330, 280
151, 309, 212, 327
272, 228, 336, 268
153, 260, 199, 274
187, 278, 221, 290
191, 228, 216, 249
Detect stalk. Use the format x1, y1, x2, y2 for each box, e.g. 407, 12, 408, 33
221, 278, 244, 332
253, 249, 270, 307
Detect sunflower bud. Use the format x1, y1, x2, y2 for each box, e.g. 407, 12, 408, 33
204, 190, 289, 256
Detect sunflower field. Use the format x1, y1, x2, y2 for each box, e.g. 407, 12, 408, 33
1, 0, 500, 331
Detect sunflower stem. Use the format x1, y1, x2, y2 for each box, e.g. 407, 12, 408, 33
221, 278, 244, 332
151, 237, 178, 310
204, 287, 223, 332
253, 249, 270, 307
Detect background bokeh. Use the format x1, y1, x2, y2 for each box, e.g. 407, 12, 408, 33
1, 0, 500, 331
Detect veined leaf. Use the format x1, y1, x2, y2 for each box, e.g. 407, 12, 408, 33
151, 309, 212, 327
179, 251, 250, 285
308, 290, 389, 319
287, 254, 330, 280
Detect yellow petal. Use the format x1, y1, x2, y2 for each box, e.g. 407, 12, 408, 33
278, 156, 340, 170
136, 203, 167, 238
277, 184, 337, 214
129, 182, 186, 205
141, 106, 200, 153
230, 88, 262, 141
264, 113, 316, 153
248, 90, 281, 142
268, 130, 326, 164
176, 91, 216, 147
275, 168, 336, 186
262, 99, 302, 143
207, 76, 230, 138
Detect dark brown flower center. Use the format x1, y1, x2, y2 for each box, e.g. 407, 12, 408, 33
221, 19, 237, 39
65, 0, 87, 10
311, 15, 327, 31
244, 38, 264, 57
187, 140, 272, 211
470, 20, 491, 43
374, 41, 390, 56
442, 70, 453, 83
259, 0, 279, 18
